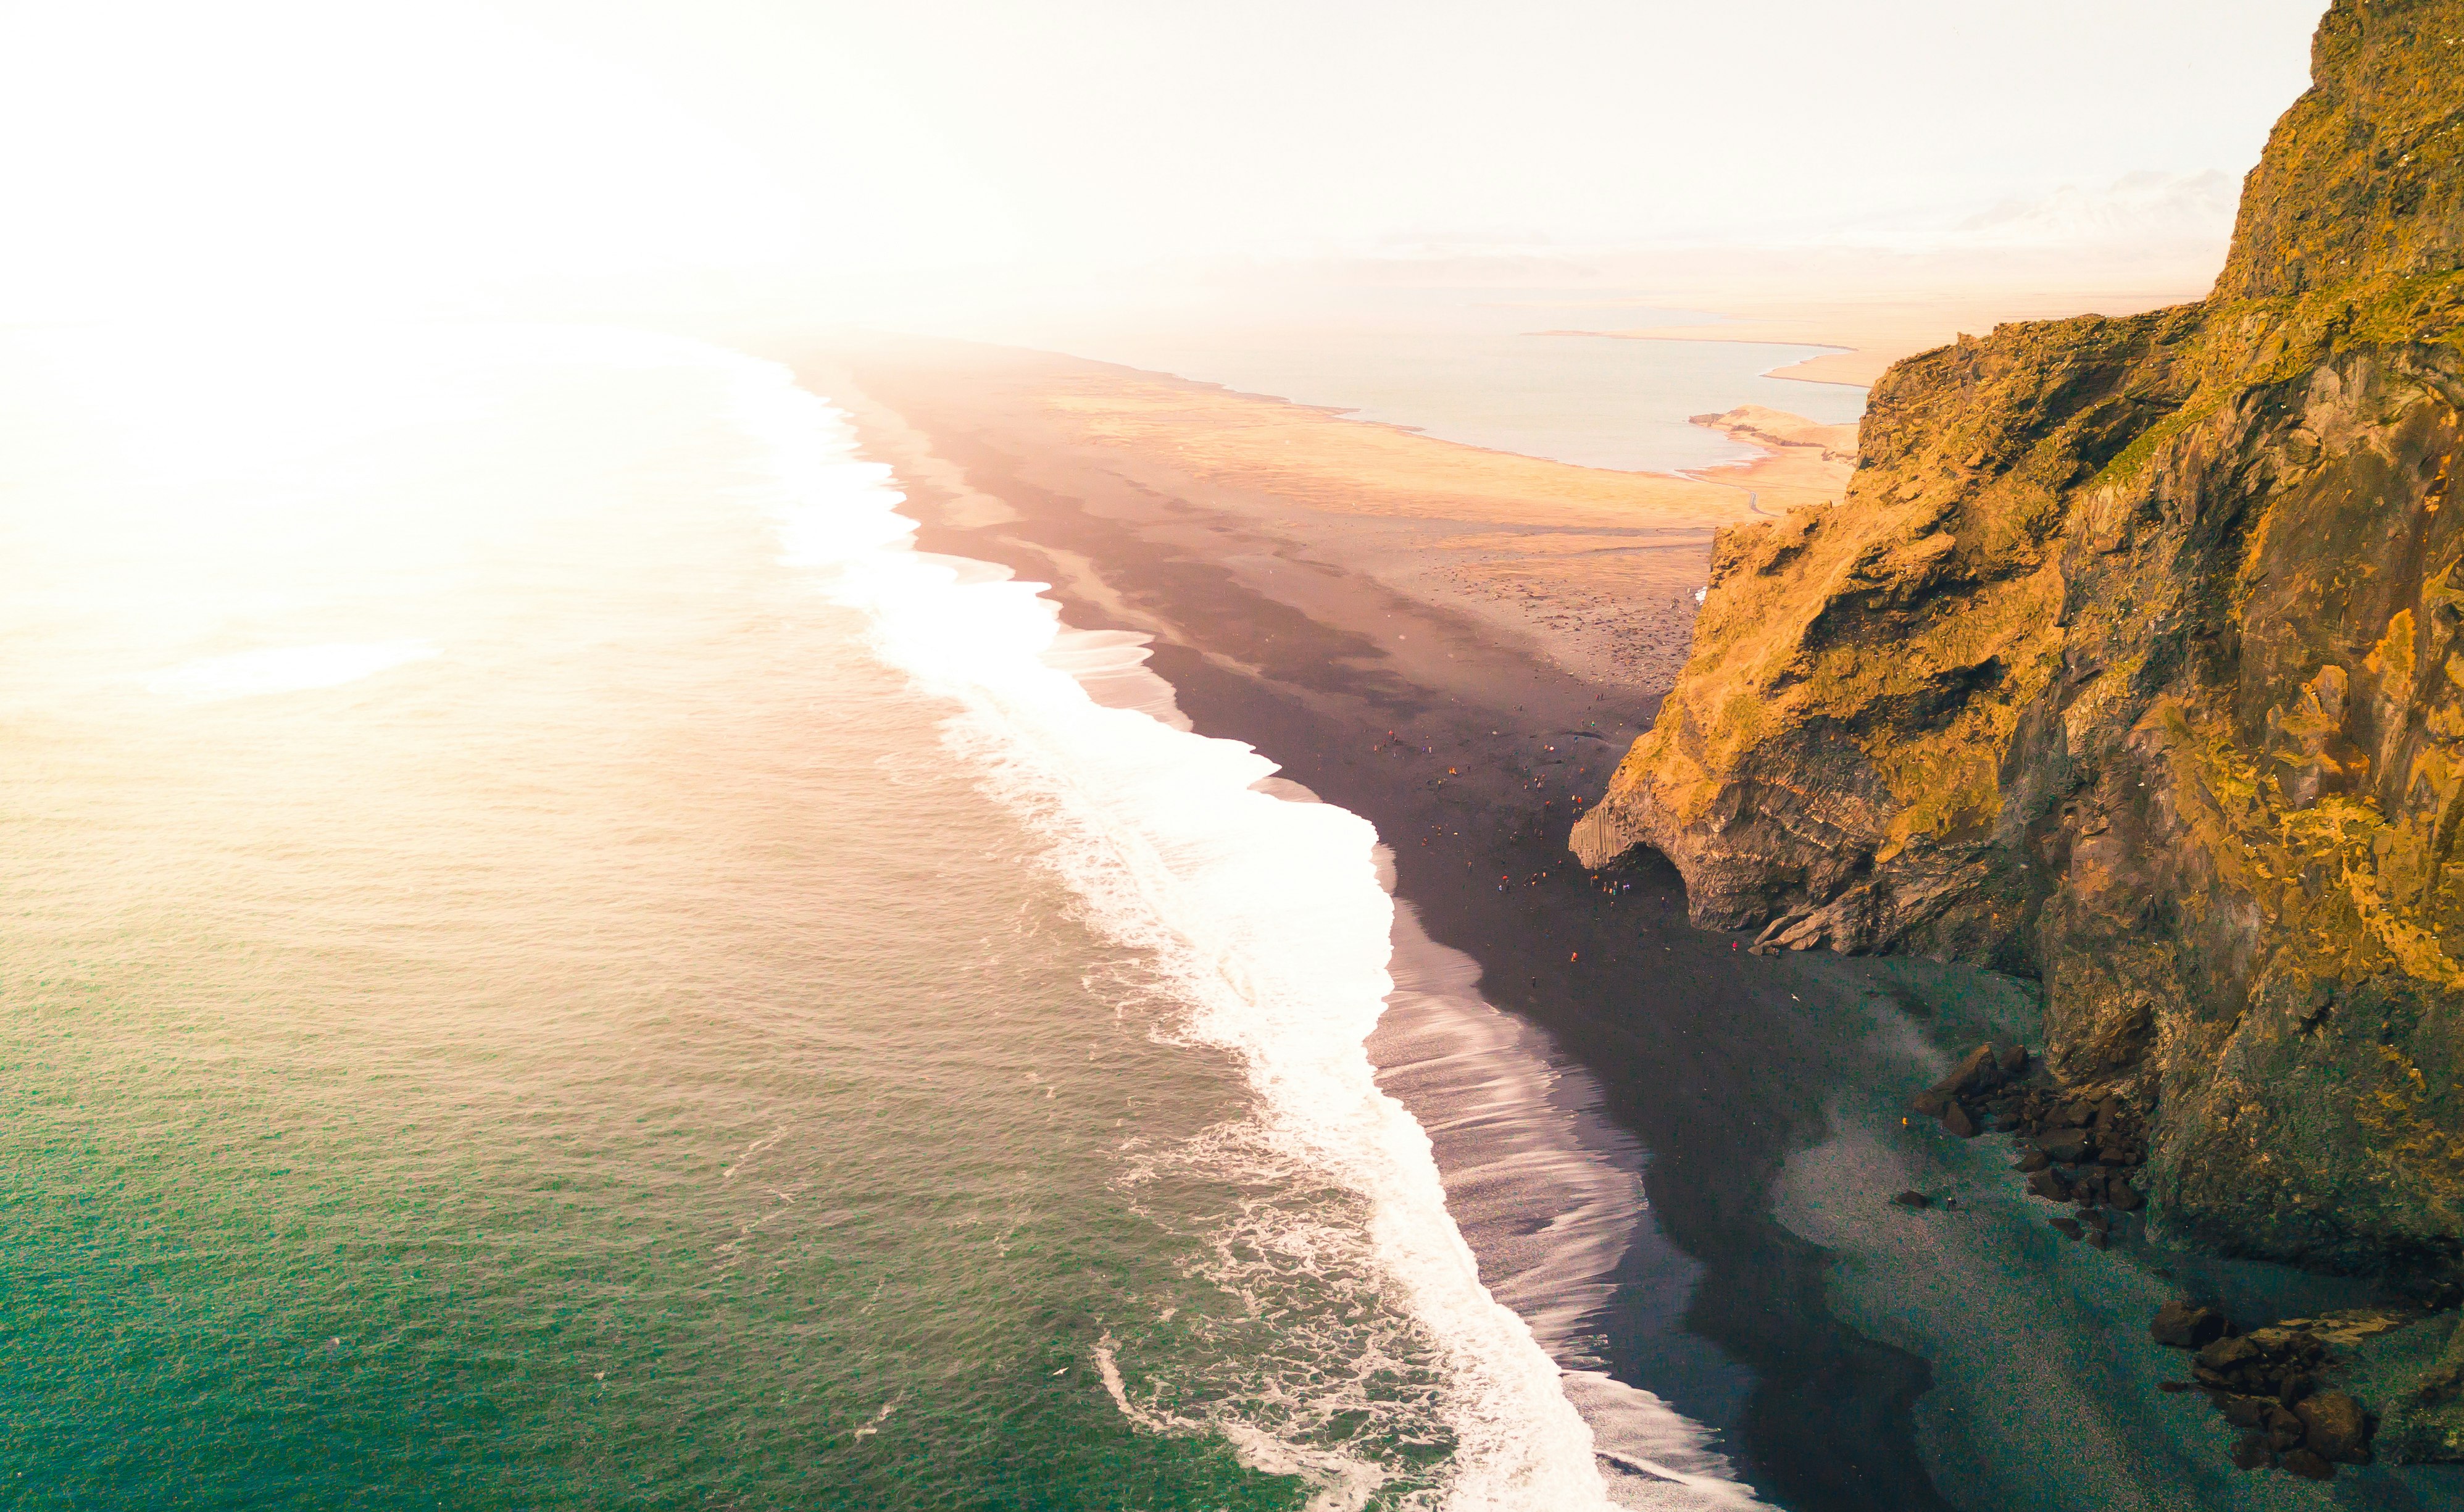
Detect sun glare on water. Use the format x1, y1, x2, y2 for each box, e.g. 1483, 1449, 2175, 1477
142, 642, 443, 702
0, 322, 730, 722
0, 1, 807, 325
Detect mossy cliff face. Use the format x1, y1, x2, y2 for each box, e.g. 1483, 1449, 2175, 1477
1574, 0, 2464, 1276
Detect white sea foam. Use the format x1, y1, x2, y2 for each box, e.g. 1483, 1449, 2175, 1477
727, 352, 1749, 1509
1368, 869, 1755, 1508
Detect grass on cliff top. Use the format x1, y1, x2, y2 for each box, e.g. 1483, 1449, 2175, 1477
2091, 270, 2464, 493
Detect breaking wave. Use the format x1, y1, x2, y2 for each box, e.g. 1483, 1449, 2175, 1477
730, 352, 1750, 1509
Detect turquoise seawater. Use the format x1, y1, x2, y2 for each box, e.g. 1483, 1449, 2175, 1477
0, 327, 1661, 1510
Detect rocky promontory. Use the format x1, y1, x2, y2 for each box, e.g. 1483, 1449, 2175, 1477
1575, 0, 2464, 1292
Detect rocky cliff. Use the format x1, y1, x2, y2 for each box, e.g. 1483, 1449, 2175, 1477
1574, 0, 2464, 1279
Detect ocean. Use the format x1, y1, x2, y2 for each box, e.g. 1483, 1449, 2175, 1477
0, 325, 1754, 1508
937, 289, 1868, 474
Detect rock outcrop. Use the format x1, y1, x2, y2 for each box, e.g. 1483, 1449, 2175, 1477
1574, 0, 2464, 1279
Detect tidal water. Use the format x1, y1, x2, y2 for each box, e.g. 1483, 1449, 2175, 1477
943, 288, 1868, 474
0, 325, 1752, 1509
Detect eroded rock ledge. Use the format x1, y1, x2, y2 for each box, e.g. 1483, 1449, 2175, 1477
1575, 0, 2464, 1278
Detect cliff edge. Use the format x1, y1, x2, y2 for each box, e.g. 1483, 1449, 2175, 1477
1575, 0, 2464, 1277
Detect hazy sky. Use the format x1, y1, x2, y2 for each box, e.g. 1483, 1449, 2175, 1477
0, 0, 2331, 320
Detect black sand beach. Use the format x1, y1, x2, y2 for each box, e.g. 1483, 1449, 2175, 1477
790, 335, 1954, 1510
782, 333, 2464, 1511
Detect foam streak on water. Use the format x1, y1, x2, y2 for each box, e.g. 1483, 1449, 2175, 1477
1368, 874, 1756, 1508
730, 358, 1616, 1508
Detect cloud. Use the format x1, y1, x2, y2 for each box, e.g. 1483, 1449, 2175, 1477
1952, 170, 2241, 251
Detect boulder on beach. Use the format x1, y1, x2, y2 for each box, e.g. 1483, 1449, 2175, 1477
2218, 1394, 2273, 1429
2037, 1130, 2091, 1163
2150, 1299, 2228, 1348
2295, 1390, 2371, 1463
2280, 1448, 2336, 1481
2193, 1334, 2263, 1389
1930, 1045, 1997, 1098
2230, 1433, 2276, 1471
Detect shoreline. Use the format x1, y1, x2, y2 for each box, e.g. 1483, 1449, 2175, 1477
781, 330, 2464, 1511
1537, 327, 1871, 390
788, 333, 1950, 1508
1600, 330, 1886, 386
770, 325, 2464, 1506
1579, 284, 2216, 385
